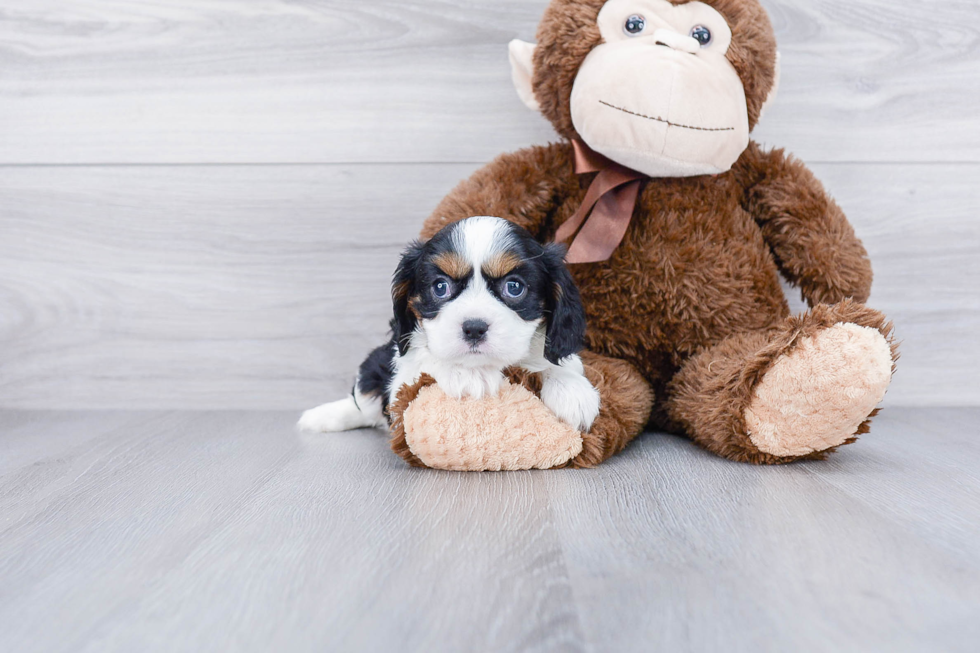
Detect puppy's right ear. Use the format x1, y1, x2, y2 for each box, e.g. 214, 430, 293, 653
541, 242, 587, 365
392, 241, 425, 356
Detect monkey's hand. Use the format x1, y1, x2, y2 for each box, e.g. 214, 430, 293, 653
737, 141, 873, 306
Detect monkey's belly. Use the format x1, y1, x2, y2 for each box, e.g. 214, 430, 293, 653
575, 244, 789, 382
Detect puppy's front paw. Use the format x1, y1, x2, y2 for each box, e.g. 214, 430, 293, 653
297, 396, 373, 433
540, 373, 600, 432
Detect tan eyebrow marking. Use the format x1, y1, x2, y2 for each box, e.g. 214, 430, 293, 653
483, 251, 523, 279
432, 252, 472, 279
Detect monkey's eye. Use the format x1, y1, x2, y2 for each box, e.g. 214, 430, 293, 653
432, 278, 453, 299
624, 15, 646, 36
690, 25, 712, 46
503, 278, 527, 299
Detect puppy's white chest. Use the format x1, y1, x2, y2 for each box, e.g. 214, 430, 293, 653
389, 339, 507, 402
429, 363, 506, 400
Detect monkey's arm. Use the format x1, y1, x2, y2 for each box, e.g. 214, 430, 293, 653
735, 141, 873, 306
421, 143, 574, 240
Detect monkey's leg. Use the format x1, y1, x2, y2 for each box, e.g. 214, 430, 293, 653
387, 352, 653, 470
569, 351, 655, 468
665, 299, 898, 464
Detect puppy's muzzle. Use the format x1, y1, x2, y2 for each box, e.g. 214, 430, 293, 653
462, 319, 489, 345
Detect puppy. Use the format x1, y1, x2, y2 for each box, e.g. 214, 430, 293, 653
298, 216, 600, 434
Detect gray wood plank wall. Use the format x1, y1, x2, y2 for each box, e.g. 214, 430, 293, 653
1, 0, 978, 409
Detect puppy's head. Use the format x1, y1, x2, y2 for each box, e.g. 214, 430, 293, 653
391, 216, 586, 367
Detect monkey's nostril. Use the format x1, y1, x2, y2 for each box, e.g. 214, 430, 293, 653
462, 319, 489, 344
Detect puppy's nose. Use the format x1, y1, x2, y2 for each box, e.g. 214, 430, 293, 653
462, 319, 489, 344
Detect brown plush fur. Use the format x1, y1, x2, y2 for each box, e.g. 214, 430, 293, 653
415, 0, 897, 465
570, 351, 655, 468
388, 374, 430, 468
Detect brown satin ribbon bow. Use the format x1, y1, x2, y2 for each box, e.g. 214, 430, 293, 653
554, 140, 646, 264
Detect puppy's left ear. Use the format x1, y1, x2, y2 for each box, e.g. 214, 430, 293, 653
542, 243, 587, 365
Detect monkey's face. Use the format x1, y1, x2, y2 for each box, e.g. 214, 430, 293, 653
571, 0, 748, 177
510, 0, 779, 178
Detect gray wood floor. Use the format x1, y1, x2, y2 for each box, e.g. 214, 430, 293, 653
1, 408, 978, 652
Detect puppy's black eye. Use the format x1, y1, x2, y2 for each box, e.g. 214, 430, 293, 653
624, 14, 646, 36
503, 278, 526, 299
432, 278, 452, 299
690, 25, 712, 46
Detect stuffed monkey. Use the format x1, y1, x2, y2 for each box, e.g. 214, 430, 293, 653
302, 0, 897, 469
407, 0, 897, 467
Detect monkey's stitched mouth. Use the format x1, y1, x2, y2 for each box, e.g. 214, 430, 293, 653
599, 100, 735, 132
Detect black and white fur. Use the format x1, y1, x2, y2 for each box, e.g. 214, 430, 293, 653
298, 216, 600, 433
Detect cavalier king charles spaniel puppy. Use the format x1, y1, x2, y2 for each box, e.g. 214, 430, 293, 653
298, 216, 600, 434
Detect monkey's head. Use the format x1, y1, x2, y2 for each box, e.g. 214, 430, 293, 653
510, 0, 779, 177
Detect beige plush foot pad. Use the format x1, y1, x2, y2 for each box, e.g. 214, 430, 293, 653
745, 323, 894, 457
402, 382, 583, 471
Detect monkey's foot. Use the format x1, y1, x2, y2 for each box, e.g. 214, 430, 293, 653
390, 376, 583, 471
744, 322, 894, 457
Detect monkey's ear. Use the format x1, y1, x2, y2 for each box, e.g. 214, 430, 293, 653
758, 52, 781, 122
541, 243, 587, 365
391, 241, 425, 356
508, 39, 540, 112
